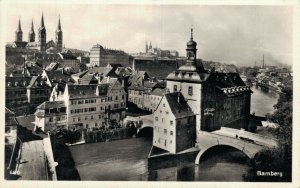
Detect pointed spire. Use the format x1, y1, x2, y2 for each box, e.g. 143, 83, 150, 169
40, 12, 45, 28
17, 17, 22, 32
30, 19, 35, 33
57, 14, 61, 30
191, 24, 193, 40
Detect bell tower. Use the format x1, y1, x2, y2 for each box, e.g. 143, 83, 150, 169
186, 26, 197, 64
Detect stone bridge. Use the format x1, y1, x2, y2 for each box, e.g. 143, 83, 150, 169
123, 114, 154, 135
195, 127, 278, 164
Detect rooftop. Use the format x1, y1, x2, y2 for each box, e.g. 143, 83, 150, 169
164, 92, 194, 119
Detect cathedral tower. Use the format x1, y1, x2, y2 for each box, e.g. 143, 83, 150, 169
28, 19, 35, 42
15, 18, 23, 42
38, 13, 46, 51
55, 15, 63, 50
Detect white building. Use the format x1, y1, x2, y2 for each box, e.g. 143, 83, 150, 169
153, 92, 196, 154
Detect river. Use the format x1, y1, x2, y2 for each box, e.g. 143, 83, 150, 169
69, 86, 279, 181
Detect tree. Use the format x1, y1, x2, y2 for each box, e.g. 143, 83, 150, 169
244, 85, 292, 182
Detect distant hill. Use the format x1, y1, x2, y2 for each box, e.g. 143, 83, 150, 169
134, 59, 238, 79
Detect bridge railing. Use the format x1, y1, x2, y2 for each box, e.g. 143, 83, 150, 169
219, 127, 278, 148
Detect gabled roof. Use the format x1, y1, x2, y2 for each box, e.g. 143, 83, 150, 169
164, 92, 194, 119
27, 76, 49, 89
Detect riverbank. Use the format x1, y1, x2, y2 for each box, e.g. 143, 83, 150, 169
51, 135, 81, 180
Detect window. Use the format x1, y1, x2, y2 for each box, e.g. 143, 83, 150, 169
155, 117, 158, 121
170, 131, 173, 135
49, 117, 53, 122
78, 117, 81, 122
170, 121, 173, 126
163, 104, 165, 107
85, 116, 88, 120
73, 118, 75, 122
188, 86, 193, 96
166, 111, 169, 115
164, 129, 167, 134
115, 96, 118, 100
173, 85, 177, 92
91, 115, 93, 120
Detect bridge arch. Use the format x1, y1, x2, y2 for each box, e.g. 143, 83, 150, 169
195, 143, 255, 165
136, 126, 153, 137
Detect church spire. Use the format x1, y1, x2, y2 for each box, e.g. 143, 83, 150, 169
38, 12, 46, 51
56, 14, 63, 50
190, 25, 193, 40
28, 19, 35, 42
15, 17, 23, 42
17, 17, 22, 32
40, 12, 45, 28
57, 14, 61, 31
30, 19, 34, 33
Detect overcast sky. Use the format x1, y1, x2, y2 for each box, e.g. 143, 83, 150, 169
4, 4, 293, 66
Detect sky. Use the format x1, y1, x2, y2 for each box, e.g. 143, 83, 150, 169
4, 3, 293, 67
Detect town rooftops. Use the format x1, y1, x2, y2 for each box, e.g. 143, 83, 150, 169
164, 92, 194, 119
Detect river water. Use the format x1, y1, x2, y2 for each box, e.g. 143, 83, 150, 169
69, 86, 279, 181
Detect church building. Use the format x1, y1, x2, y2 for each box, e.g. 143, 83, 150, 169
9, 13, 63, 53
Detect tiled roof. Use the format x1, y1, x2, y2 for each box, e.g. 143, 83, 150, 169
27, 76, 49, 88
164, 92, 194, 119
36, 101, 66, 109
26, 65, 43, 75
67, 84, 109, 99
207, 72, 246, 88
151, 88, 166, 96
45, 70, 75, 85
78, 74, 98, 85
6, 76, 31, 88
5, 107, 19, 126
71, 70, 88, 78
